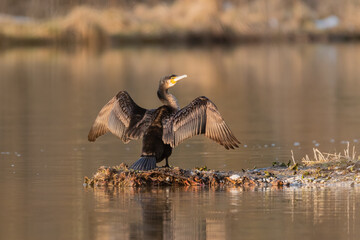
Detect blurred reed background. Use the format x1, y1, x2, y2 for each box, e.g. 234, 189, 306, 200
0, 0, 360, 47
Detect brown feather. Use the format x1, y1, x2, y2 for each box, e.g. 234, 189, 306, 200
162, 96, 240, 149
88, 91, 152, 143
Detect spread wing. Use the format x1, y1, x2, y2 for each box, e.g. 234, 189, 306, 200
162, 96, 240, 149
88, 91, 154, 143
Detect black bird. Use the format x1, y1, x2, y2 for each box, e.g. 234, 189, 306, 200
88, 74, 240, 170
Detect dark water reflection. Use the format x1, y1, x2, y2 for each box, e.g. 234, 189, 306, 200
1, 43, 360, 239
84, 186, 360, 240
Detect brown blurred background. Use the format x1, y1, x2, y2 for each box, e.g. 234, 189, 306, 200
1, 0, 360, 46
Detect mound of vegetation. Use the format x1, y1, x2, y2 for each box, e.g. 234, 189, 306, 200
84, 144, 360, 188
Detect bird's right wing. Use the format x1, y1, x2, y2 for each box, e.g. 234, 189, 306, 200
162, 96, 240, 149
88, 91, 154, 143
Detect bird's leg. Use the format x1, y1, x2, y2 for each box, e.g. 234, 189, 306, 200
164, 157, 170, 168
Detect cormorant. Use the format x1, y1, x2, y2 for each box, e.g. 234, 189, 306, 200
88, 74, 240, 170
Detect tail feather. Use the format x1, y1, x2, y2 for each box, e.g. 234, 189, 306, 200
130, 156, 157, 171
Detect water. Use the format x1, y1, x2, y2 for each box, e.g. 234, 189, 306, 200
81, 187, 360, 240
1, 43, 360, 239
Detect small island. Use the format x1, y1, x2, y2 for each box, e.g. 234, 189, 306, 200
84, 144, 360, 188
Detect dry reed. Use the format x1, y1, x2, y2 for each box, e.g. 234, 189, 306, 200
302, 142, 359, 166
1, 0, 360, 46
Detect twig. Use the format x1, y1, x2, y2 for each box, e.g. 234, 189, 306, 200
291, 150, 296, 165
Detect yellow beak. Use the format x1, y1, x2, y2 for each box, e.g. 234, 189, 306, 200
171, 75, 187, 84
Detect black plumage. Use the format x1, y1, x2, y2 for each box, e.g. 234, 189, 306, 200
88, 74, 240, 170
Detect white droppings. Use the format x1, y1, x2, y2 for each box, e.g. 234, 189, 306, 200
243, 145, 247, 148
11, 164, 15, 167
264, 144, 268, 148
315, 143, 320, 147
354, 139, 359, 143
229, 174, 240, 181
271, 143, 276, 147
293, 142, 300, 146
330, 139, 335, 143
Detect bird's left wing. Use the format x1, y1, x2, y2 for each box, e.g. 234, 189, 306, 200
162, 96, 240, 149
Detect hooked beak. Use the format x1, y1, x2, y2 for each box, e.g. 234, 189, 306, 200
171, 74, 187, 85
174, 74, 187, 82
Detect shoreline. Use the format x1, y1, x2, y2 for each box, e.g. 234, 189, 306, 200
2, 4, 360, 48
2, 32, 360, 49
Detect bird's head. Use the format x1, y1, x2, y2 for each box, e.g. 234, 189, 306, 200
159, 74, 187, 89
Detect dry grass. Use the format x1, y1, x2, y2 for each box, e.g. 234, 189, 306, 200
1, 0, 360, 46
302, 142, 359, 166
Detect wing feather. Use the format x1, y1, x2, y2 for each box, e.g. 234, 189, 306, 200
88, 91, 153, 143
163, 96, 240, 149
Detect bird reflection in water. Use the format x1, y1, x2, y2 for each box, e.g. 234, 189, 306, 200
88, 187, 176, 239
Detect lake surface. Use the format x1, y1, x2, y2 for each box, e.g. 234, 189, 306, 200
1, 43, 360, 239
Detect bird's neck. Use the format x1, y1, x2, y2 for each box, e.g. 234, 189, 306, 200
157, 87, 179, 110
